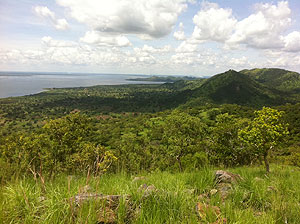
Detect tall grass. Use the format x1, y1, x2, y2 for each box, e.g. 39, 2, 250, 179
0, 165, 300, 223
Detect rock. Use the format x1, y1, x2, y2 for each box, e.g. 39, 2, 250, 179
215, 170, 242, 184
217, 183, 232, 199
70, 193, 129, 206
214, 170, 242, 200
132, 176, 146, 182
70, 193, 132, 224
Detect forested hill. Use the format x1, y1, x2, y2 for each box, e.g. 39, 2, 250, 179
240, 68, 300, 92
181, 70, 285, 107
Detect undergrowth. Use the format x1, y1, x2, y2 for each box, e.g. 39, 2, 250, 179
0, 165, 300, 223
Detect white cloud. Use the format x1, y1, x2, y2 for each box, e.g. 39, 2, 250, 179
229, 56, 249, 67
283, 31, 300, 52
42, 36, 76, 47
34, 6, 55, 20
54, 19, 69, 30
140, 44, 171, 54
227, 1, 291, 49
175, 41, 198, 53
56, 0, 187, 38
264, 50, 300, 68
191, 2, 237, 42
34, 6, 69, 30
188, 1, 300, 53
80, 31, 131, 47
1, 37, 171, 68
174, 22, 186, 40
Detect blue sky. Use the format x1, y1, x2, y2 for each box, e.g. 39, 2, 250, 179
1, 0, 300, 76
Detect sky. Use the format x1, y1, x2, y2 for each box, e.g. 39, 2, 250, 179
1, 0, 300, 76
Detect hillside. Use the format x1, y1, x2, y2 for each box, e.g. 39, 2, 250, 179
240, 68, 300, 92
180, 70, 286, 107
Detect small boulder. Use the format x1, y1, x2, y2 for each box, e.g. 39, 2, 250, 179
215, 170, 242, 184
217, 183, 232, 199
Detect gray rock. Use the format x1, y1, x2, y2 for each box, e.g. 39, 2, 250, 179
215, 170, 242, 184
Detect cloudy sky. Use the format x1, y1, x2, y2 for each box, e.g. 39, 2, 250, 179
1, 0, 300, 76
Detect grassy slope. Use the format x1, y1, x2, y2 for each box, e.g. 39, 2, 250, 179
1, 165, 300, 224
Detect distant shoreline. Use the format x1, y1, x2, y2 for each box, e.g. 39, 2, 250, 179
126, 76, 199, 82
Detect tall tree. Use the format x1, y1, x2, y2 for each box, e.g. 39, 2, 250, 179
238, 107, 289, 172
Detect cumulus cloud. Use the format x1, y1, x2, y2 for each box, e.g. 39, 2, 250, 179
138, 45, 172, 54
174, 22, 186, 40
175, 41, 198, 53
188, 1, 300, 53
34, 6, 69, 30
1, 37, 174, 68
42, 36, 76, 47
192, 1, 237, 42
80, 31, 131, 47
282, 31, 300, 52
227, 1, 291, 49
56, 0, 187, 38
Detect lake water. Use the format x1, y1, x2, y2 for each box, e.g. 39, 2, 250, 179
0, 72, 160, 98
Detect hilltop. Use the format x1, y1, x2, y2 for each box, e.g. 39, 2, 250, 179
240, 68, 300, 92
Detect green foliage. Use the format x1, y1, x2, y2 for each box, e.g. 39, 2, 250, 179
239, 107, 289, 172
207, 113, 254, 166
241, 68, 300, 92
160, 111, 208, 171
0, 113, 116, 178
188, 70, 282, 107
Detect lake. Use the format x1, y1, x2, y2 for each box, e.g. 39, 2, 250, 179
0, 72, 160, 98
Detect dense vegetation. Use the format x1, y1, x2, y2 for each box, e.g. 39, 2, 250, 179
1, 68, 300, 223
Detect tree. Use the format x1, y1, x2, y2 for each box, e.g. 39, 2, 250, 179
207, 113, 253, 166
160, 111, 207, 171
40, 113, 116, 174
238, 107, 289, 172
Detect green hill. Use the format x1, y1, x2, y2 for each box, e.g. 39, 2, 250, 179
240, 68, 300, 92
182, 70, 284, 107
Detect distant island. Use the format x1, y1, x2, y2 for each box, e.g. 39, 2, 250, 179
127, 75, 199, 82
